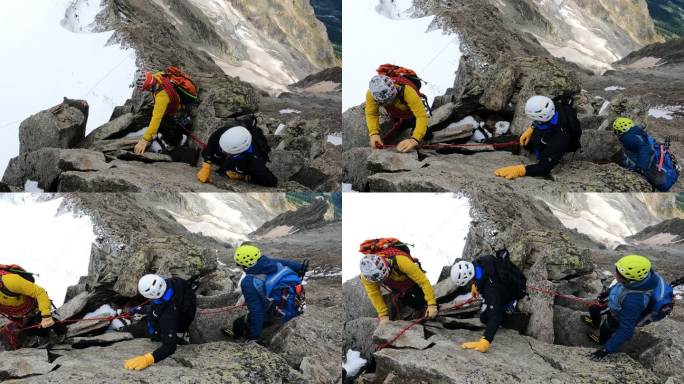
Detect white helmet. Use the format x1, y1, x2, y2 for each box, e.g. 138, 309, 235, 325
369, 75, 398, 104
138, 274, 167, 299
525, 95, 555, 122
359, 255, 390, 283
450, 261, 475, 287
219, 126, 252, 155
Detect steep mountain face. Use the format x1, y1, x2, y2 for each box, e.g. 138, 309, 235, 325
647, 0, 684, 39
310, 0, 342, 57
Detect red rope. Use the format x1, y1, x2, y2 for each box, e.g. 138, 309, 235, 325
196, 304, 245, 315
379, 139, 519, 151
527, 285, 605, 307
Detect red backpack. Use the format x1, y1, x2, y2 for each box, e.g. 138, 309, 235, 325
359, 238, 424, 291
156, 66, 199, 114
376, 64, 431, 115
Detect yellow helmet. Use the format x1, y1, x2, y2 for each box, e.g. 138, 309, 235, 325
234, 244, 261, 268
615, 255, 651, 281
613, 117, 634, 134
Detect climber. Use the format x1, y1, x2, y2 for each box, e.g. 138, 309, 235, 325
365, 67, 430, 153
357, 238, 437, 323
133, 68, 198, 156
223, 244, 306, 340
583, 255, 673, 359
196, 122, 278, 187
0, 265, 66, 350
124, 274, 197, 371
449, 250, 527, 353
613, 117, 679, 192
495, 94, 581, 180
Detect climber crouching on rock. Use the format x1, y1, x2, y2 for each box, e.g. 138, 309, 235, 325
449, 250, 527, 353
358, 238, 438, 324
495, 94, 581, 180
133, 68, 199, 158
582, 255, 674, 360
0, 264, 66, 350
196, 119, 278, 188
124, 274, 197, 371
224, 245, 307, 340
365, 64, 431, 153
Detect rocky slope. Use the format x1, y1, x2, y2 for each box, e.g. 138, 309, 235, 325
1, 0, 341, 192
343, 1, 684, 193
647, 0, 684, 39
343, 189, 684, 383
0, 193, 341, 383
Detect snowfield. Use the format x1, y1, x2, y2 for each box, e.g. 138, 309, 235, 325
342, 193, 471, 284
342, 0, 462, 111
0, 0, 137, 175
0, 194, 95, 306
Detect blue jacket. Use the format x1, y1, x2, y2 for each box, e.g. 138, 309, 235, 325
605, 271, 660, 352
241, 255, 303, 339
619, 126, 654, 174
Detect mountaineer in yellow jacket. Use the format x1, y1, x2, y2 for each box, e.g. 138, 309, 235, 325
365, 75, 429, 153
358, 238, 437, 323
133, 70, 196, 155
0, 265, 66, 349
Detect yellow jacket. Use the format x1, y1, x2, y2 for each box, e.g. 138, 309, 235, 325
142, 89, 171, 142
361, 255, 436, 317
365, 86, 429, 142
0, 274, 52, 317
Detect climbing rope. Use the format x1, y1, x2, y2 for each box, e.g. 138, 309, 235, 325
526, 285, 606, 307
374, 296, 478, 351
195, 304, 245, 315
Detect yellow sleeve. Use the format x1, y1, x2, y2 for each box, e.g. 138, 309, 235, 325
360, 275, 389, 317
395, 255, 436, 306
2, 275, 51, 317
365, 90, 381, 137
143, 90, 170, 142
403, 87, 429, 142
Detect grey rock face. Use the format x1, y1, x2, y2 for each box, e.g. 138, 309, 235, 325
19, 98, 89, 154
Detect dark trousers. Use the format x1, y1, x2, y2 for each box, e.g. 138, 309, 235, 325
390, 284, 427, 319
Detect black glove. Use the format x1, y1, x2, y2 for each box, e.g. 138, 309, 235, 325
298, 260, 309, 279
590, 348, 608, 360
597, 290, 609, 302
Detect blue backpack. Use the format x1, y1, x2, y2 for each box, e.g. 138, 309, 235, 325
264, 263, 306, 321
609, 272, 674, 327
643, 134, 679, 192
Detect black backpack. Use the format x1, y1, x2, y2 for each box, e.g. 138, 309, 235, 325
553, 93, 582, 152
224, 115, 271, 162
491, 250, 527, 300
171, 277, 197, 331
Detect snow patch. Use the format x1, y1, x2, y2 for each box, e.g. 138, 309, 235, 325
327, 133, 343, 146
495, 121, 510, 136
279, 109, 301, 115
343, 193, 471, 283
604, 86, 625, 92
375, 0, 415, 19
342, 183, 356, 192
61, 0, 103, 33
274, 124, 287, 136
649, 106, 683, 120
342, 0, 461, 111
598, 101, 611, 116
343, 349, 367, 377
0, 1, 137, 174
24, 180, 44, 193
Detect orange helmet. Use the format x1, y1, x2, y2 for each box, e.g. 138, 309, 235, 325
136, 71, 156, 91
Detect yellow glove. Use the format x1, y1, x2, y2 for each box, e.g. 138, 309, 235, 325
378, 315, 390, 325
470, 284, 479, 298
40, 317, 55, 328
425, 305, 438, 319
369, 134, 384, 149
133, 138, 149, 155
227, 170, 251, 182
519, 126, 534, 146
197, 162, 212, 183
461, 337, 490, 353
124, 353, 155, 370
396, 138, 419, 153
494, 164, 526, 180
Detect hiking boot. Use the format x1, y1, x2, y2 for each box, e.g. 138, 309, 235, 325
580, 314, 600, 330
586, 332, 601, 345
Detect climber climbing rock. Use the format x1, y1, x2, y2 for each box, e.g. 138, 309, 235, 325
124, 274, 197, 371
613, 117, 680, 192
584, 255, 674, 360
133, 67, 199, 157
197, 119, 278, 188
358, 238, 437, 324
450, 250, 527, 353
0, 264, 66, 350
365, 65, 431, 153
223, 244, 306, 340
495, 94, 581, 180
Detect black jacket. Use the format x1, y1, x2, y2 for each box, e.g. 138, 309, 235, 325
201, 125, 277, 187
145, 277, 196, 362
524, 112, 572, 177
474, 255, 514, 342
